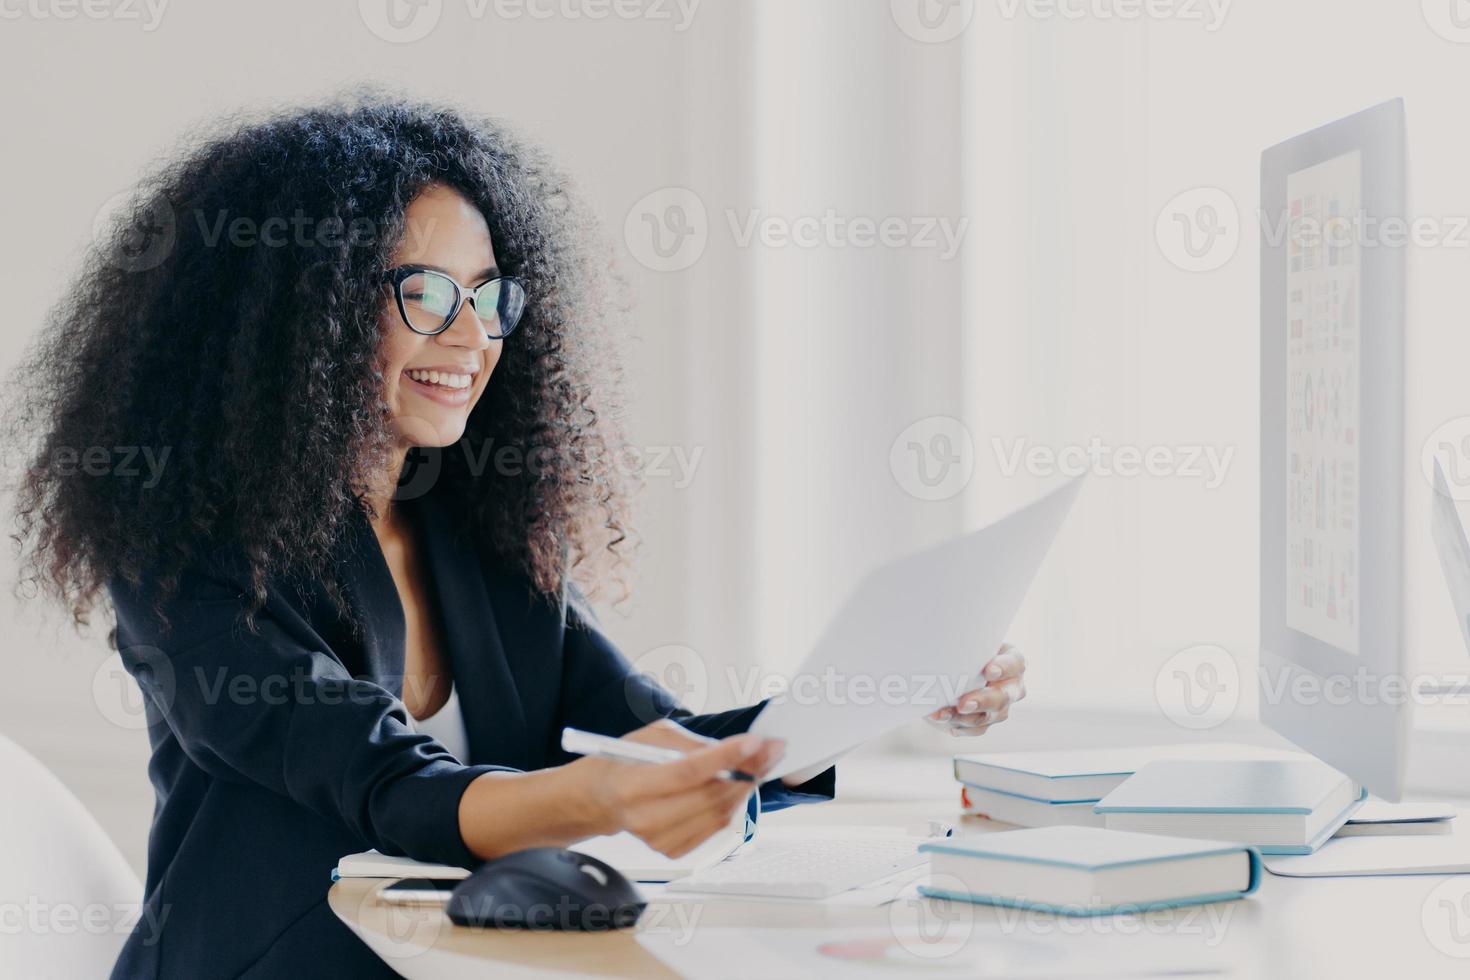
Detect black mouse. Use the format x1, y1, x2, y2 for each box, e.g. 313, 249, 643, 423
446, 847, 646, 931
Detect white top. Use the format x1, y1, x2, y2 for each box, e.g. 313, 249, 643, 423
411, 683, 471, 764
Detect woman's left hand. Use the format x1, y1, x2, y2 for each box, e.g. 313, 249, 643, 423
925, 643, 1026, 738
781, 642, 1026, 786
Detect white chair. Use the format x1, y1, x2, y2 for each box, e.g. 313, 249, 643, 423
0, 734, 142, 979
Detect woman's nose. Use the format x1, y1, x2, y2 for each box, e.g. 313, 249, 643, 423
438, 302, 493, 350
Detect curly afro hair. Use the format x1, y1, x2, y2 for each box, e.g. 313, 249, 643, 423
7, 92, 636, 633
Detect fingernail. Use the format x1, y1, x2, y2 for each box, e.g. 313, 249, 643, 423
961, 699, 980, 712
732, 734, 760, 754
986, 664, 1002, 678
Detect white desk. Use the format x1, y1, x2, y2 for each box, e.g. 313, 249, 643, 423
329, 796, 1470, 978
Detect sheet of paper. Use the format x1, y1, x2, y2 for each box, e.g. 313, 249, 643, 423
751, 478, 1084, 778
645, 864, 926, 909
572, 804, 751, 882
655, 825, 937, 905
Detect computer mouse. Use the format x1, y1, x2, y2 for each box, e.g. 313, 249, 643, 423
446, 847, 646, 931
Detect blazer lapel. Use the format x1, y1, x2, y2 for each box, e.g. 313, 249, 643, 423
411, 491, 532, 770
334, 501, 406, 689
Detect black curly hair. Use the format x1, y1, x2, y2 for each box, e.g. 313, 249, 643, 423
7, 92, 635, 633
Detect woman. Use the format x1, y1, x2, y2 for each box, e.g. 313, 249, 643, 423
9, 96, 1026, 978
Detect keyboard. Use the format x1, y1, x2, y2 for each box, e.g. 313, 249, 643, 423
666, 837, 929, 899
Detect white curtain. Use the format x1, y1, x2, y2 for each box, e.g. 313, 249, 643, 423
625, 2, 971, 727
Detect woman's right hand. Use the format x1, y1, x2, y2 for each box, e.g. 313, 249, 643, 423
574, 720, 784, 858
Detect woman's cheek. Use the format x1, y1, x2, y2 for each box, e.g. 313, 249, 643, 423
473, 351, 500, 403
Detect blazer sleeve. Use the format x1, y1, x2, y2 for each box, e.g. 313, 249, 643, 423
109, 556, 514, 868
552, 591, 835, 812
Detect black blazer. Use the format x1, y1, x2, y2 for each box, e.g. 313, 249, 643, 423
108, 488, 834, 979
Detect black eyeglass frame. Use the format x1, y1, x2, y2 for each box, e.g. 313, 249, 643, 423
382, 265, 527, 339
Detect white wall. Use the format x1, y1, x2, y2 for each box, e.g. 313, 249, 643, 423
0, 0, 751, 874
959, 1, 1470, 747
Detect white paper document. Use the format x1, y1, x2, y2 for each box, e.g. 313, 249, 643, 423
571, 807, 751, 881
751, 478, 1084, 779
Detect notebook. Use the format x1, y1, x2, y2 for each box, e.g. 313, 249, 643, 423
1264, 808, 1470, 877
1094, 759, 1364, 855
333, 850, 468, 881
918, 826, 1261, 916
1335, 800, 1457, 837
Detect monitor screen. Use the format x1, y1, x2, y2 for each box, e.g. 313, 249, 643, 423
1285, 150, 1362, 656
1260, 98, 1406, 801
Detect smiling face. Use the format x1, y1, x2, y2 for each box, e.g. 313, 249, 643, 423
379, 183, 501, 449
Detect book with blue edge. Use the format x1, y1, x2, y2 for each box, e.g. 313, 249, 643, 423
960, 783, 1106, 828
953, 747, 1147, 803
919, 826, 1262, 916
1093, 758, 1364, 855
954, 744, 1306, 830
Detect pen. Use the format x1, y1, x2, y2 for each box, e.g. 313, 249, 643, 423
560, 727, 757, 782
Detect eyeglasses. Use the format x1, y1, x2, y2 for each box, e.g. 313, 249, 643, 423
382, 265, 528, 339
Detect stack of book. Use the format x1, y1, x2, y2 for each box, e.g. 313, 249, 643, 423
956, 746, 1363, 855
952, 744, 1285, 828
954, 747, 1140, 828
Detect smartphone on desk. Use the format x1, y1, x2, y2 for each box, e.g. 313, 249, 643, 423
376, 877, 459, 906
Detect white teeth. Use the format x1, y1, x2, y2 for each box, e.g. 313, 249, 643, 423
407, 369, 472, 390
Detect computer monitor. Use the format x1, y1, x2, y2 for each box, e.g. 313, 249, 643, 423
1259, 98, 1409, 802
